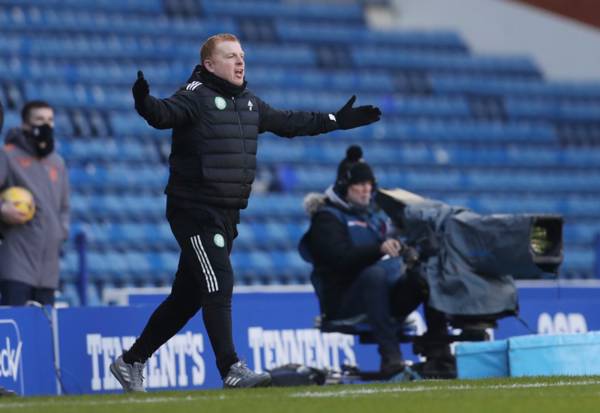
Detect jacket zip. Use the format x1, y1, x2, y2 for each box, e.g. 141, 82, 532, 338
232, 97, 248, 185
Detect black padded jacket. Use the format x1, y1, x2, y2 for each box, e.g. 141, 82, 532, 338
136, 66, 339, 209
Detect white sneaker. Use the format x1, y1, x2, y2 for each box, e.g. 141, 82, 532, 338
223, 361, 271, 388
110, 355, 146, 393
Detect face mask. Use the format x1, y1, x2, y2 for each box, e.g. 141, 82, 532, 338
27, 124, 54, 157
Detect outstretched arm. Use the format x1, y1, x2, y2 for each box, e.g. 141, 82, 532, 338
257, 95, 381, 138
132, 71, 201, 130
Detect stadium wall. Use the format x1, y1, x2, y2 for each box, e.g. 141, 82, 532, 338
1, 283, 600, 396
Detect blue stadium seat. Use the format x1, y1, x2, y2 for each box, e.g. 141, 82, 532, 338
276, 22, 467, 51
201, 0, 364, 22
0, 0, 163, 13
352, 48, 540, 76
59, 282, 81, 306
561, 247, 595, 278
5, 0, 600, 288
60, 139, 159, 163
430, 74, 600, 99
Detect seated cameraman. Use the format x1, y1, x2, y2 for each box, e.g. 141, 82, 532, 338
299, 146, 453, 377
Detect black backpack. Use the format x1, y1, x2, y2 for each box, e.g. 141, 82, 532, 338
268, 364, 328, 387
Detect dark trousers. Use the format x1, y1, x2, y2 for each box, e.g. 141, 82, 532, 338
125, 204, 239, 378
335, 262, 442, 358
0, 280, 55, 306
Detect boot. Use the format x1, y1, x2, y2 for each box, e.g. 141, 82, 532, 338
379, 347, 406, 378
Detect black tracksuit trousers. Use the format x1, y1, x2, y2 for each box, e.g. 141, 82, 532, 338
124, 202, 239, 378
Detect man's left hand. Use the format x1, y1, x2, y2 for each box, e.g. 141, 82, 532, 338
334, 95, 381, 130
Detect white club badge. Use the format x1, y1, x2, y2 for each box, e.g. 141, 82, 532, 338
214, 233, 225, 248
248, 100, 254, 111
214, 96, 227, 110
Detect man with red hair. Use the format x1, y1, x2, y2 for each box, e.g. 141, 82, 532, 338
111, 33, 381, 391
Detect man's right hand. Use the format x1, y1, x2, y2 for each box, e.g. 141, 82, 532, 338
0, 202, 28, 225
132, 70, 150, 104
380, 238, 402, 257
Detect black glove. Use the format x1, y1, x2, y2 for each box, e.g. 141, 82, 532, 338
335, 95, 381, 130
132, 70, 150, 105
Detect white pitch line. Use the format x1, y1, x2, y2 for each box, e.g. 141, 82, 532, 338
291, 379, 600, 398
0, 394, 229, 410
2, 380, 600, 409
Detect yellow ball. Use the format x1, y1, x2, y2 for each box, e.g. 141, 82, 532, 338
1, 186, 36, 222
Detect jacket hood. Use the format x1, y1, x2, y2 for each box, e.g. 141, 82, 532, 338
303, 185, 354, 217
303, 192, 326, 216
4, 127, 37, 156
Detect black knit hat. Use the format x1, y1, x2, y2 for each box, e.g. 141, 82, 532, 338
335, 145, 376, 194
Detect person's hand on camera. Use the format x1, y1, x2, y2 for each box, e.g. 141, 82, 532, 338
335, 95, 381, 130
0, 202, 28, 225
132, 70, 150, 105
402, 245, 420, 267
380, 238, 402, 257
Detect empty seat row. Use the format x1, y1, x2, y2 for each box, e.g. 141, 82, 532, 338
0, 57, 193, 85
2, 58, 398, 93
200, 0, 364, 22
430, 74, 600, 100
252, 68, 396, 92
110, 112, 171, 138
257, 139, 600, 167
70, 194, 306, 221
563, 222, 600, 245
0, 0, 162, 12
505, 98, 600, 122
60, 249, 312, 285
69, 164, 167, 190
22, 81, 171, 110
0, 7, 235, 37
71, 194, 166, 221
0, 35, 318, 66
60, 250, 178, 283
560, 247, 596, 278
276, 22, 467, 51
59, 138, 160, 163
69, 221, 308, 251
352, 48, 540, 76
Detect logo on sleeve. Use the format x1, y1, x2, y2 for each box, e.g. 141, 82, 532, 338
214, 97, 227, 110
214, 233, 225, 248
186, 81, 202, 91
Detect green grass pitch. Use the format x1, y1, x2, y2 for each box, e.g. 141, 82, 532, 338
2, 377, 600, 413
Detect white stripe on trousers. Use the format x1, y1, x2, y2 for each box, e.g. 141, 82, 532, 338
190, 236, 213, 292
190, 235, 219, 292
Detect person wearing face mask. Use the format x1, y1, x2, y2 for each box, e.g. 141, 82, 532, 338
0, 100, 70, 306
298, 146, 454, 378
110, 33, 381, 392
